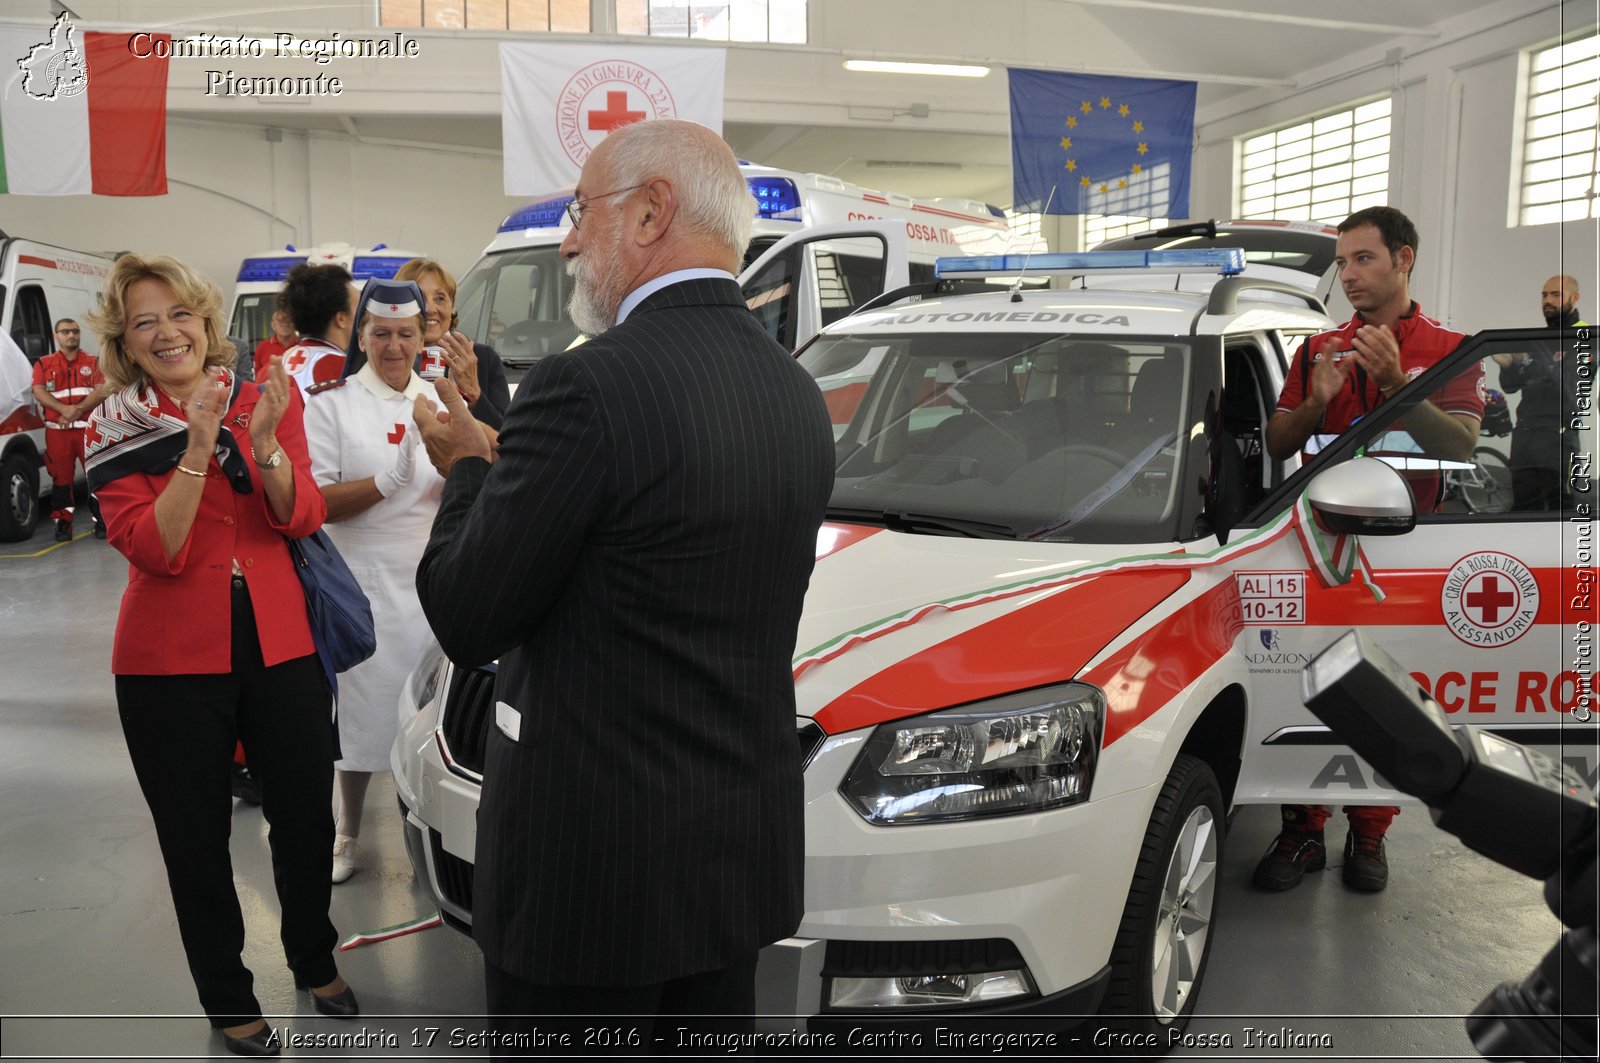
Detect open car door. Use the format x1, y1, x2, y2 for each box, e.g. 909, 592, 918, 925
1229, 327, 1598, 804
738, 221, 910, 351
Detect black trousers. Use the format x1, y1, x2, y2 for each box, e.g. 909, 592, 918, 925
1511, 464, 1566, 512
483, 956, 757, 1058
117, 578, 337, 1027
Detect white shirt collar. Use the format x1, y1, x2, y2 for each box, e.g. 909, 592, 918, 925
615, 268, 735, 325
355, 359, 427, 401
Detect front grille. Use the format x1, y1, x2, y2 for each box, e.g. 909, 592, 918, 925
439, 664, 496, 776
822, 937, 1026, 978
428, 827, 475, 915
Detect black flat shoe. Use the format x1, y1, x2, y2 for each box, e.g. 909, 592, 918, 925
221, 1023, 279, 1056
295, 978, 360, 1018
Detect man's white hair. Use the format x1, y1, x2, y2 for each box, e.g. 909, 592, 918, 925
602, 119, 754, 259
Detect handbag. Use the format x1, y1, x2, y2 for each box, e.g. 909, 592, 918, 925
288, 528, 377, 693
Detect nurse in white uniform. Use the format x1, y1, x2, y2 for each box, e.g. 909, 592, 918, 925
302, 279, 444, 883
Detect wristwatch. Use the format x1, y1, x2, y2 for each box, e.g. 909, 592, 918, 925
255, 446, 284, 470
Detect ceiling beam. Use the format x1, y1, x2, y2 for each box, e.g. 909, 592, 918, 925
1057, 0, 1442, 37
841, 49, 1292, 86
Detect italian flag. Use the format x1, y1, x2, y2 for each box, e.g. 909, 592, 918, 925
0, 16, 168, 196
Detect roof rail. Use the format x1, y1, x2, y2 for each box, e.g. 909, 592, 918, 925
1206, 276, 1328, 316
1130, 219, 1218, 241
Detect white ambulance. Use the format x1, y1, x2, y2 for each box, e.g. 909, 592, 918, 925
225, 242, 426, 349
393, 246, 1596, 1042
451, 162, 1012, 367
0, 235, 114, 540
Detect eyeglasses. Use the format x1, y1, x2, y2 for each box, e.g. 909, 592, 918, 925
566, 184, 645, 230
56, 327, 80, 335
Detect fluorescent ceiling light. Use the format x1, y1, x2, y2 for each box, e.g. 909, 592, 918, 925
844, 60, 990, 78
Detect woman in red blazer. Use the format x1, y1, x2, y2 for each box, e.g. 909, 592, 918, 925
85, 254, 358, 1058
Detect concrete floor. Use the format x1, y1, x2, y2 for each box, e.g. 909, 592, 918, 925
0, 518, 1574, 1060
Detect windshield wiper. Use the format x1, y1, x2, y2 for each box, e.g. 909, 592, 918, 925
825, 506, 1019, 539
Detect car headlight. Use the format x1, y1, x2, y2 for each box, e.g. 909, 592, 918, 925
405, 639, 450, 714
840, 684, 1103, 825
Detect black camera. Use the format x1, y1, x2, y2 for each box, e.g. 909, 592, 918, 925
1301, 629, 1597, 1062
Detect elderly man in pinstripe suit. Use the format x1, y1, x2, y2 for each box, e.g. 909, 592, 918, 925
413, 119, 834, 1046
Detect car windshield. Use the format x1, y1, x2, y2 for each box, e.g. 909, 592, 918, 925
454, 245, 580, 378
800, 331, 1201, 543
228, 292, 277, 348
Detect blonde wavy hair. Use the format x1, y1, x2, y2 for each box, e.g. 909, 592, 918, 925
87, 253, 236, 389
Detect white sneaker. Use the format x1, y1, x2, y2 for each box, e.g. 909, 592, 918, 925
331, 834, 359, 884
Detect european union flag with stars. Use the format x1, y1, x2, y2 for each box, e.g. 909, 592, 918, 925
1009, 69, 1196, 218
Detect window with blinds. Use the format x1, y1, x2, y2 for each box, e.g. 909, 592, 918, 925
1517, 32, 1600, 226
1238, 98, 1391, 223
614, 1, 807, 42
379, 0, 591, 32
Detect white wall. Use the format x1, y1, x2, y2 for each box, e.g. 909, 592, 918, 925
0, 118, 516, 301
1189, 0, 1597, 333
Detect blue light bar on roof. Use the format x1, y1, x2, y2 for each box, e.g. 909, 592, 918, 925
499, 194, 577, 233
237, 256, 307, 283
936, 248, 1247, 279
747, 176, 800, 219
350, 255, 415, 280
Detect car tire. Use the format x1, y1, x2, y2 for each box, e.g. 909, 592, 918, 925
1099, 753, 1224, 1045
0, 452, 40, 543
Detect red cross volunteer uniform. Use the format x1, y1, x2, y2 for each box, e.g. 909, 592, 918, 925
302, 363, 444, 773
32, 347, 106, 530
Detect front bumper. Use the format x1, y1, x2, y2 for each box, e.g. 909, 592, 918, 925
393, 683, 1153, 1028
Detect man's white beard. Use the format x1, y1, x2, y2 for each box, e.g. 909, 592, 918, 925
566, 225, 630, 336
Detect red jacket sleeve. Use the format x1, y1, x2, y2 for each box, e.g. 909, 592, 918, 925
95, 465, 193, 575
259, 386, 326, 539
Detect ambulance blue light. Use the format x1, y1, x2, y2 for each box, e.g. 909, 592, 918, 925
237, 256, 306, 283
935, 248, 1247, 278
748, 177, 800, 219
350, 256, 414, 280
499, 195, 576, 233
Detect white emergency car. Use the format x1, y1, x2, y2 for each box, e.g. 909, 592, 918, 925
452, 162, 1011, 369
393, 248, 1597, 1040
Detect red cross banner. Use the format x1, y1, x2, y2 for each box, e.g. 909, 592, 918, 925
499, 42, 726, 196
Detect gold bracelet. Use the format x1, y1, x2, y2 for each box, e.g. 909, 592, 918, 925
175, 464, 207, 478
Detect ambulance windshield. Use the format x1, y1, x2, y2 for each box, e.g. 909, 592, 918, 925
801, 331, 1201, 543
454, 246, 579, 372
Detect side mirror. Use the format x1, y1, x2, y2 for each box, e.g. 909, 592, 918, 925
1306, 456, 1416, 535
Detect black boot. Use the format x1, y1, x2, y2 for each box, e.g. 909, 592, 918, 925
1253, 806, 1326, 891
1342, 831, 1389, 891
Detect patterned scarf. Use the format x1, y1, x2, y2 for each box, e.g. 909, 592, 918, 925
85, 371, 254, 495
